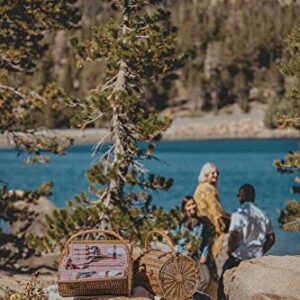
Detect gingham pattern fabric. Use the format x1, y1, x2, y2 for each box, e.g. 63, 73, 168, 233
59, 243, 128, 282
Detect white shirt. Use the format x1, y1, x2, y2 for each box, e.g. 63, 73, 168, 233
229, 202, 273, 260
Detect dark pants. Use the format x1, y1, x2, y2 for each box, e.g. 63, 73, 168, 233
217, 255, 242, 300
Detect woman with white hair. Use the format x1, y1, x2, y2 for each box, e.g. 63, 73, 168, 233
193, 163, 230, 299
194, 163, 228, 260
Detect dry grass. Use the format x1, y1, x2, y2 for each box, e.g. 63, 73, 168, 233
0, 272, 48, 300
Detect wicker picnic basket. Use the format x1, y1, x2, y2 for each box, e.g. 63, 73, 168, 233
134, 229, 200, 300
58, 229, 132, 297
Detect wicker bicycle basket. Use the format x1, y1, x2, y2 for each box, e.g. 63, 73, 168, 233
58, 229, 132, 297
135, 229, 200, 300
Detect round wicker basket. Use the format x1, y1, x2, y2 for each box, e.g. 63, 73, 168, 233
135, 229, 200, 300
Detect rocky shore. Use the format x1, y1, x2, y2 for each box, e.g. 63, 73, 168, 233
164, 112, 299, 140
0, 111, 299, 148
1, 255, 300, 300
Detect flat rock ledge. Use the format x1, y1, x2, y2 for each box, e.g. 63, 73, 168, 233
223, 255, 300, 300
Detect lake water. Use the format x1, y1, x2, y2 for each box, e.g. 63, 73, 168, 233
0, 139, 299, 256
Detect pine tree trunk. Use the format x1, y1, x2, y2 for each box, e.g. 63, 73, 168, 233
103, 4, 130, 207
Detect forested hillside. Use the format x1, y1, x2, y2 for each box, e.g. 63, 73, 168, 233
4, 0, 300, 128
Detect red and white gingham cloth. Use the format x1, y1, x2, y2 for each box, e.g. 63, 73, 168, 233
59, 242, 128, 282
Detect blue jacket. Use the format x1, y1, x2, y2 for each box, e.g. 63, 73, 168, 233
170, 218, 209, 259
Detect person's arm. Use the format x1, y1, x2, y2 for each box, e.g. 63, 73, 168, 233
199, 241, 209, 264
227, 212, 242, 255
227, 230, 240, 255
263, 215, 275, 254
263, 232, 275, 254
199, 255, 207, 264
198, 221, 209, 264
220, 213, 231, 233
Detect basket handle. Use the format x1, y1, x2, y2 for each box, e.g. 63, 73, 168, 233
60, 229, 129, 261
144, 229, 175, 254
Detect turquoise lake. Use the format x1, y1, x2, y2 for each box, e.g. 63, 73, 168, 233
0, 139, 299, 255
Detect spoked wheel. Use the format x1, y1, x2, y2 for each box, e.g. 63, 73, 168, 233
159, 256, 200, 300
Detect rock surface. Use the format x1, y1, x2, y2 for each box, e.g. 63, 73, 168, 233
10, 195, 56, 237
0, 271, 56, 297
223, 255, 300, 300
165, 114, 299, 140
250, 293, 299, 300
0, 272, 151, 300
0, 111, 299, 147
0, 268, 154, 300
8, 195, 59, 271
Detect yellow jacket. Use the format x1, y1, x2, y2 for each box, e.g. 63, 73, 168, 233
194, 182, 226, 258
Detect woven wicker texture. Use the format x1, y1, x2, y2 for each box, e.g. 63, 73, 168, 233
159, 256, 200, 300
135, 229, 200, 300
58, 229, 132, 297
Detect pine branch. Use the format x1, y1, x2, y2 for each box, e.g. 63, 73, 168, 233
80, 112, 104, 130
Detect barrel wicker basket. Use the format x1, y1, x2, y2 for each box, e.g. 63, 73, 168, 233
135, 229, 200, 300
58, 229, 132, 297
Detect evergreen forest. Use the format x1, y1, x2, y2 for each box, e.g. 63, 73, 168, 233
3, 0, 300, 129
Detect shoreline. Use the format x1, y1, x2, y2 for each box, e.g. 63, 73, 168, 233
0, 114, 299, 148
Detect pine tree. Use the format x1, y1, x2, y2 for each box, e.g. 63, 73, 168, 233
274, 27, 300, 231
0, 0, 80, 268
28, 0, 187, 252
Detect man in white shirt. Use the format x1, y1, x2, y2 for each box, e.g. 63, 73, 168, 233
217, 184, 275, 300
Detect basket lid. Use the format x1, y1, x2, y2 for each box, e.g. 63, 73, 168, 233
158, 255, 200, 300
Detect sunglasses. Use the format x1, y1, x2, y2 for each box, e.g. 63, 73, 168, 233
210, 171, 220, 175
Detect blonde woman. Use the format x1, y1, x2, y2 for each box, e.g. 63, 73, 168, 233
194, 163, 229, 263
